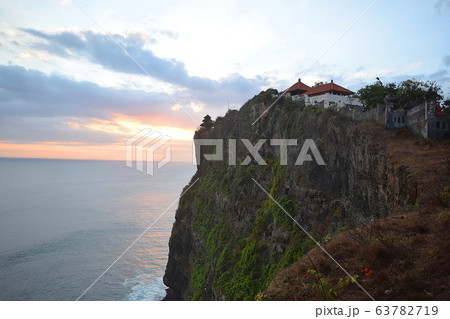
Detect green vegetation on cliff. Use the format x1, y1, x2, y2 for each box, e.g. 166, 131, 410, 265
186, 157, 316, 300
167, 92, 335, 300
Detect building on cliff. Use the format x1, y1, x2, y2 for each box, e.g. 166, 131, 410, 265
284, 79, 363, 108
283, 79, 449, 139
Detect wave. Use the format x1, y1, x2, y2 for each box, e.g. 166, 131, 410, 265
124, 275, 167, 301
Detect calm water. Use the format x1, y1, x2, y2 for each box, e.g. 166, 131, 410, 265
0, 158, 196, 301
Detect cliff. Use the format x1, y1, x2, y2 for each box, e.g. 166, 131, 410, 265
163, 90, 450, 300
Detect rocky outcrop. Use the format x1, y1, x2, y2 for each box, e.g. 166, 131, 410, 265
163, 90, 449, 300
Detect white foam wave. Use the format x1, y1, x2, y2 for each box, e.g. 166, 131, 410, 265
125, 275, 167, 301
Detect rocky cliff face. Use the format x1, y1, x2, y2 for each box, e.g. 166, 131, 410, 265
163, 90, 449, 300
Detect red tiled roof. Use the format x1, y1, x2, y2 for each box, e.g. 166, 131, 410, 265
285, 80, 311, 94
305, 82, 354, 96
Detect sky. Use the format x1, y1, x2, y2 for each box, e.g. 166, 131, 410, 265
0, 0, 449, 161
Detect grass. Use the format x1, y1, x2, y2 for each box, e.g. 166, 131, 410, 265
261, 207, 450, 300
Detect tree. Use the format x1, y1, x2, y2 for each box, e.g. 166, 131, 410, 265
356, 79, 444, 109
200, 114, 214, 129
356, 82, 397, 109
443, 98, 450, 114
255, 88, 279, 104
396, 79, 443, 107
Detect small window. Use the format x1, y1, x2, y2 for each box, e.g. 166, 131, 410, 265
436, 121, 440, 129
443, 122, 447, 129
402, 116, 405, 123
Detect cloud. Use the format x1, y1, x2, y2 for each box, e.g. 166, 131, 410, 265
0, 116, 123, 145
443, 55, 450, 67
0, 27, 269, 148
20, 28, 192, 83
435, 0, 450, 12
0, 65, 185, 121
430, 69, 448, 79
154, 29, 179, 39
0, 65, 199, 144
20, 28, 267, 108
22, 28, 86, 57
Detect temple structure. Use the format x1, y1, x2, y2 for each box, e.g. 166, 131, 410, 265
284, 79, 362, 108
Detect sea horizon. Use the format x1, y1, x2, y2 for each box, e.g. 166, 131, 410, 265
0, 156, 194, 164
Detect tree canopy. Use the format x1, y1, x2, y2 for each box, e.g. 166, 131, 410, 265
356, 79, 443, 109
356, 82, 397, 109
200, 114, 214, 128
396, 79, 443, 107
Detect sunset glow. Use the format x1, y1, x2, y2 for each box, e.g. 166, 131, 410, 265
0, 139, 194, 162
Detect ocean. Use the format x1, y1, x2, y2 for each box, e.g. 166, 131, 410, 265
0, 158, 196, 301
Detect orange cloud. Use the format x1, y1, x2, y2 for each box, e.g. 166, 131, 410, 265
66, 114, 197, 140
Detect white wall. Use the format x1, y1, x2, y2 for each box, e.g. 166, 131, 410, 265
304, 93, 363, 108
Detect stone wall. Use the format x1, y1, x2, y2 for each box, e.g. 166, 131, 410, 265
337, 103, 385, 124
428, 114, 450, 139
335, 100, 449, 139
405, 103, 427, 138
385, 110, 406, 130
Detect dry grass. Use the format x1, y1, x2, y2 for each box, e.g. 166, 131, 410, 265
263, 208, 450, 300
262, 123, 450, 301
